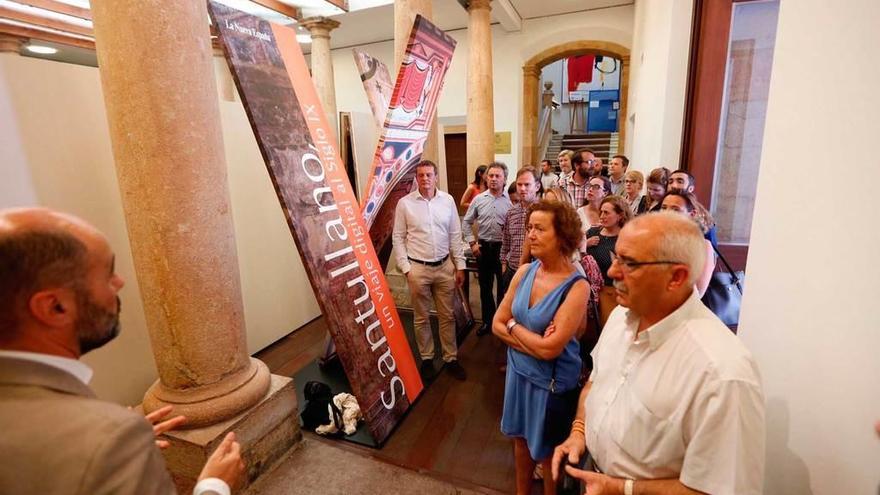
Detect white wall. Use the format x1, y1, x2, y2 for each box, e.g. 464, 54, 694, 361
329, 4, 634, 174
738, 1, 880, 493
0, 53, 320, 405
625, 0, 693, 174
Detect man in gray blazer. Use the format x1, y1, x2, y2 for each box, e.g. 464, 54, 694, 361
0, 207, 244, 495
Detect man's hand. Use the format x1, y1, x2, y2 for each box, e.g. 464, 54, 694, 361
454, 269, 464, 288
502, 263, 508, 274
551, 433, 587, 481
143, 405, 186, 449
470, 242, 481, 257
564, 465, 623, 495
199, 431, 246, 490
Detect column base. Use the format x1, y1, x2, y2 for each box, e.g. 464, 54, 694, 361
157, 374, 301, 493
144, 357, 272, 428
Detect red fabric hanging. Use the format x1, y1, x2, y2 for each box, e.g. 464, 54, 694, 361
567, 55, 595, 92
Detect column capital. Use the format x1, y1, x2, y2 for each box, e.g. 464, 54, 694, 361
0, 34, 26, 54
467, 0, 492, 12
523, 64, 540, 78
299, 16, 341, 39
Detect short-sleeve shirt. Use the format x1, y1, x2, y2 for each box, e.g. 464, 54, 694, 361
585, 291, 765, 495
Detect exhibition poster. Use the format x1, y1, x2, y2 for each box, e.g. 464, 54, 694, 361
209, 1, 422, 443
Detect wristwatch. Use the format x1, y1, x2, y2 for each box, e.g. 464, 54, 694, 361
506, 319, 517, 333
624, 479, 634, 495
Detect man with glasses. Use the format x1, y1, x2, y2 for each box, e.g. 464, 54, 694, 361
563, 149, 596, 207
552, 212, 765, 495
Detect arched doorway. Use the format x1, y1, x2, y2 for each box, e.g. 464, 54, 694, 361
521, 41, 631, 165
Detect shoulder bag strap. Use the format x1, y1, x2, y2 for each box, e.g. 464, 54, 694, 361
709, 242, 742, 288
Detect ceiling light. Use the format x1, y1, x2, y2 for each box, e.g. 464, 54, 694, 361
25, 44, 58, 55
296, 34, 312, 44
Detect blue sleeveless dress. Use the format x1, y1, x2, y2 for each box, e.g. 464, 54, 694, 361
500, 261, 584, 460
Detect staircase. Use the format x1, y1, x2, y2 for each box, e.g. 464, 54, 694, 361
544, 132, 619, 165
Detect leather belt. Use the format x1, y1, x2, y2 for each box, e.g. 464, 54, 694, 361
408, 255, 448, 267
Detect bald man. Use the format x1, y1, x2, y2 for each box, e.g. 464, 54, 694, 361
552, 212, 765, 495
0, 208, 244, 495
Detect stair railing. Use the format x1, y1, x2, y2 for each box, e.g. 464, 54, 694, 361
536, 105, 555, 165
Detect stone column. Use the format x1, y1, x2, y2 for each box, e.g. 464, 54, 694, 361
91, 0, 297, 490
466, 0, 495, 177
0, 34, 25, 54
300, 16, 340, 144
521, 64, 540, 165
394, 0, 438, 163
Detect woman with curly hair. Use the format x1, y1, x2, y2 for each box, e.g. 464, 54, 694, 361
586, 195, 632, 325
493, 200, 588, 495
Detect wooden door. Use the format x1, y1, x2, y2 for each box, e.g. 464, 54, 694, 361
681, 0, 780, 270
444, 132, 468, 214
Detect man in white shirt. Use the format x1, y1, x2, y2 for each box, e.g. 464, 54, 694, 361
392, 160, 467, 381
552, 212, 765, 495
0, 207, 244, 495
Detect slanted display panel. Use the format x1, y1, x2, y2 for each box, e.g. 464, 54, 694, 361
208, 2, 422, 444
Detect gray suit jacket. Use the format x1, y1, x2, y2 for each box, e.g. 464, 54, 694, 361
0, 356, 177, 495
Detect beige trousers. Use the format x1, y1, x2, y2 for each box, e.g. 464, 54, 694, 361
407, 259, 457, 362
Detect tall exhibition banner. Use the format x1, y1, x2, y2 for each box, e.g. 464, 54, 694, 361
353, 38, 474, 332
358, 17, 456, 255
208, 1, 421, 443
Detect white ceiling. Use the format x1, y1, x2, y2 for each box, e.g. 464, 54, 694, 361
507, 0, 629, 20
320, 0, 633, 51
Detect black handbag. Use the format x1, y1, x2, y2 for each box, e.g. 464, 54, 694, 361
543, 361, 581, 448
701, 243, 744, 330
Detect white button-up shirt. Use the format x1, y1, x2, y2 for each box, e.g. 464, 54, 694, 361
585, 290, 765, 495
392, 188, 466, 274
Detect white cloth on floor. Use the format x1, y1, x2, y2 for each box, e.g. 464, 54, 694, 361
315, 393, 363, 436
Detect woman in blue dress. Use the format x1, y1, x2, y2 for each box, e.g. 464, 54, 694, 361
492, 200, 588, 495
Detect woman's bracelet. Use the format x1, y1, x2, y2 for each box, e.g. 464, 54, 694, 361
506, 318, 517, 334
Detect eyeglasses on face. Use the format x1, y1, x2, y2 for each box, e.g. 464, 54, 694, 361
610, 251, 685, 273
624, 179, 638, 184
588, 184, 603, 190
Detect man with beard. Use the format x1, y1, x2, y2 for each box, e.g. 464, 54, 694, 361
551, 212, 765, 495
667, 169, 719, 248
563, 149, 595, 207
0, 207, 244, 495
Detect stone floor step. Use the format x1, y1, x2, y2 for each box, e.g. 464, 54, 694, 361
244, 437, 503, 495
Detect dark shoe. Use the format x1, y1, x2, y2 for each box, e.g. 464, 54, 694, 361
445, 360, 467, 381
476, 323, 491, 336
420, 359, 434, 377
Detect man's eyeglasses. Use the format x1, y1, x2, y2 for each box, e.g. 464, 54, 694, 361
587, 184, 603, 190
610, 251, 685, 273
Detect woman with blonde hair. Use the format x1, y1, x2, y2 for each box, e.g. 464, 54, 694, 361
622, 169, 644, 215
556, 150, 574, 185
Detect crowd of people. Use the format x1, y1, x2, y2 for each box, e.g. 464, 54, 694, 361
0, 151, 764, 495
393, 152, 765, 495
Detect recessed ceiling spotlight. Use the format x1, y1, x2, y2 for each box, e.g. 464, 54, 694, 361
25, 44, 58, 55
296, 34, 312, 44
